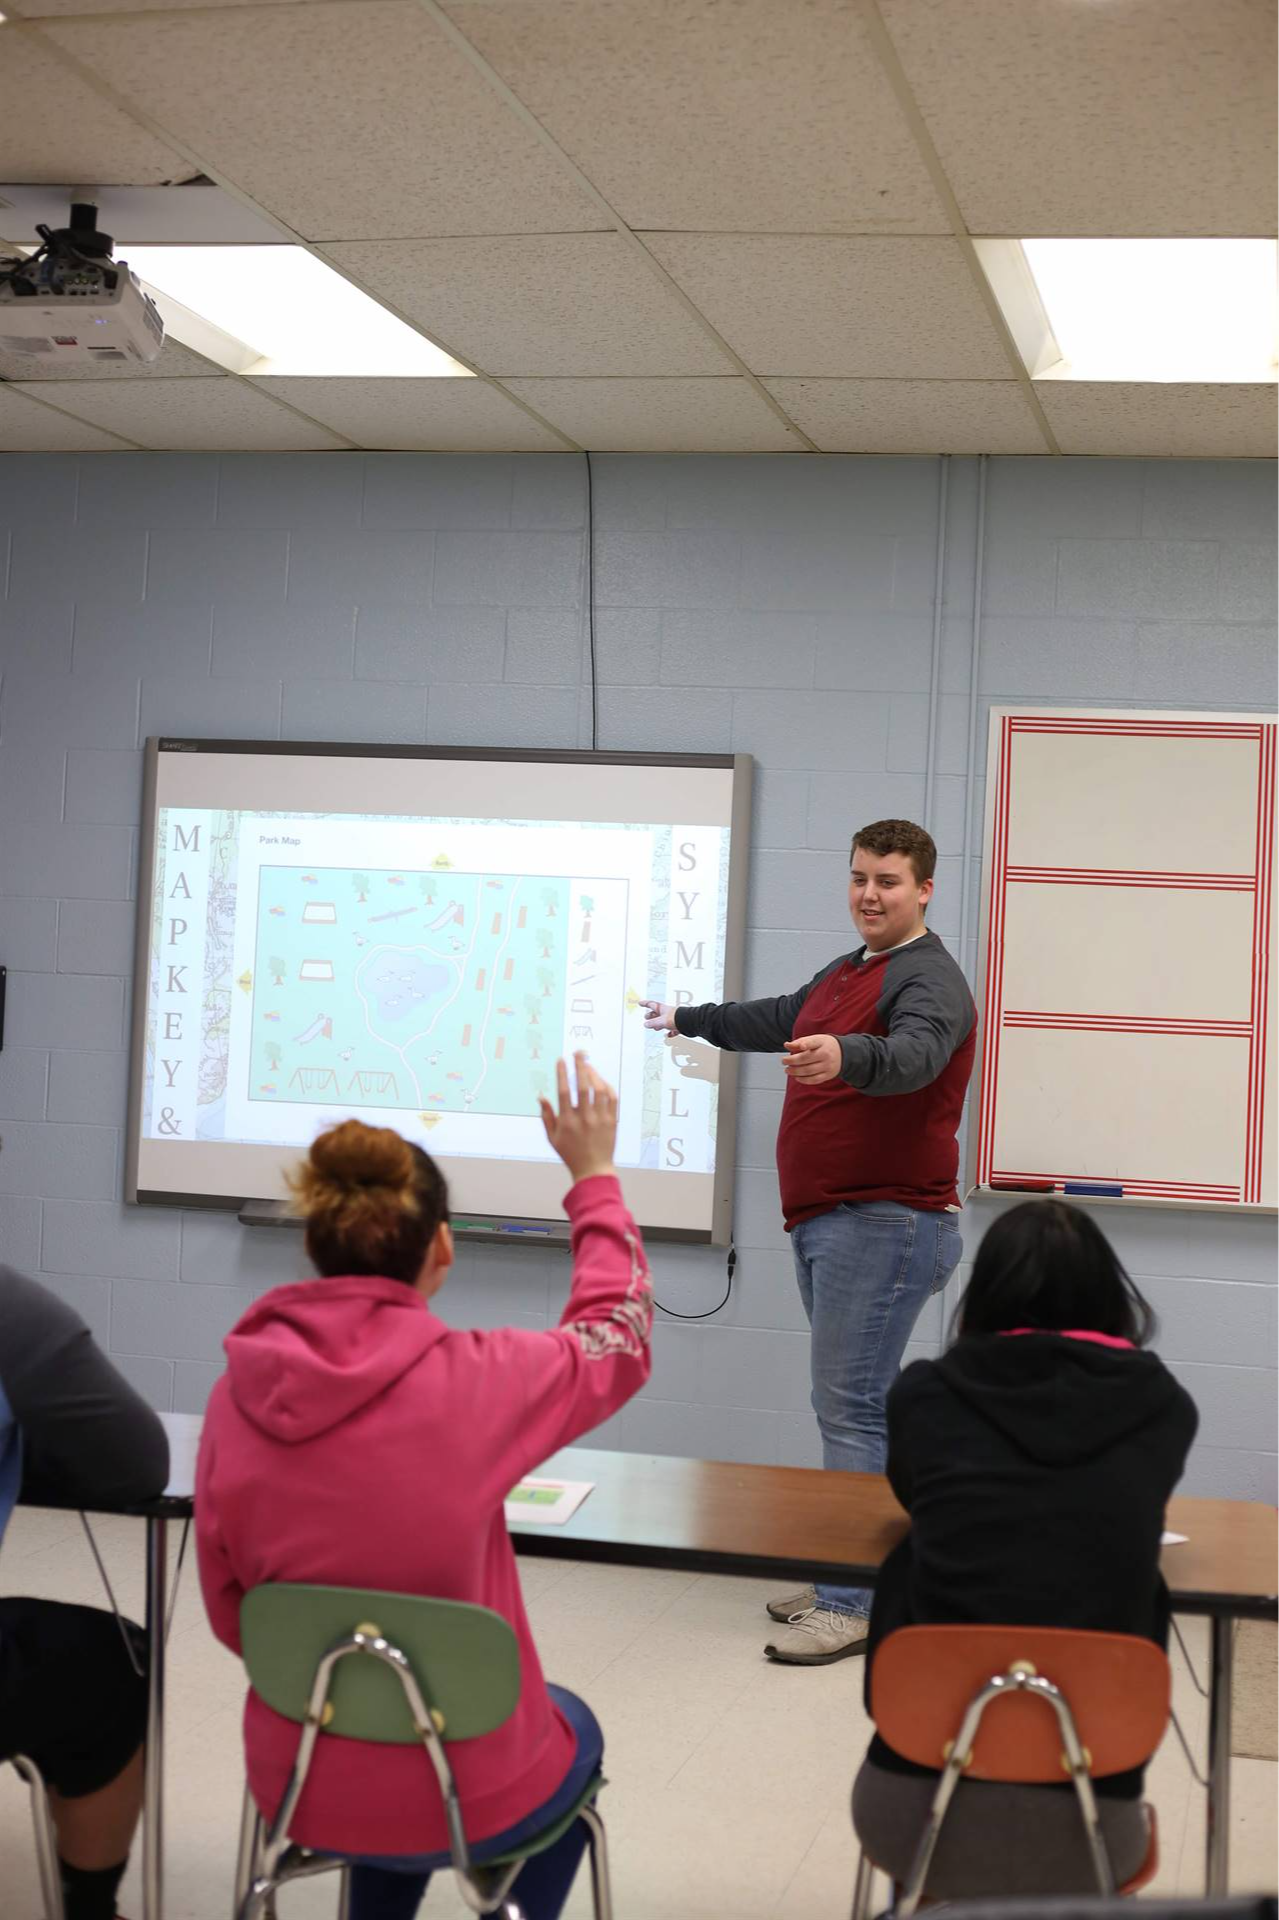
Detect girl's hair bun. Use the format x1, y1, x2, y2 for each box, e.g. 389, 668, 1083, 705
288, 1119, 420, 1227
308, 1119, 414, 1192
286, 1118, 448, 1285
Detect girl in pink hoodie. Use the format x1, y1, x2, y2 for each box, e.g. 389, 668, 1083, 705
195, 1055, 652, 1920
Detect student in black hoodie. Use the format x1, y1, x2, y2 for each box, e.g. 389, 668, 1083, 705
851, 1200, 1198, 1897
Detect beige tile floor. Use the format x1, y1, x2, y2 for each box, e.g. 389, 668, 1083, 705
0, 1508, 1274, 1918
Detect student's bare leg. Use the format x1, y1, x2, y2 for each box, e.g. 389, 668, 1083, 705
48, 1742, 145, 1868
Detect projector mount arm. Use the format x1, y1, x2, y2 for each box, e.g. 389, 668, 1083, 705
0, 199, 121, 298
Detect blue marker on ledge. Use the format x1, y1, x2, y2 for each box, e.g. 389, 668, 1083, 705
1063, 1181, 1124, 1198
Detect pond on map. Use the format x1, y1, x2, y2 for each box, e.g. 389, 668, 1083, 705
361, 953, 452, 1022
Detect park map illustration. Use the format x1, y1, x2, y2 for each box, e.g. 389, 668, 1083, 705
247, 861, 597, 1126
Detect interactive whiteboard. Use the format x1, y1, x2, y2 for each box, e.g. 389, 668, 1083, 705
971, 708, 1276, 1211
126, 742, 752, 1242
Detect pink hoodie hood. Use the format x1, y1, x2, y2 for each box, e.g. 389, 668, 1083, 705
223, 1274, 448, 1444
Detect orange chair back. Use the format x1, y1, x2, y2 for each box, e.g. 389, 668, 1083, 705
870, 1625, 1170, 1784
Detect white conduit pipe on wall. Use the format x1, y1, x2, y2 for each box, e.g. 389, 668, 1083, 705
921, 454, 951, 832
956, 453, 989, 975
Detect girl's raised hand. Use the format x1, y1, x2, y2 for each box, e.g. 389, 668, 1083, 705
538, 1052, 618, 1183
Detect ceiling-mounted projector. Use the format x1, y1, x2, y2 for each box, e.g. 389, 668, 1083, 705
0, 199, 164, 366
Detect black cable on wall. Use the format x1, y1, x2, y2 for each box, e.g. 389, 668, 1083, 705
584, 450, 598, 751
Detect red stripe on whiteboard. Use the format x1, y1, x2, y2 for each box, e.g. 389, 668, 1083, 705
1003, 1013, 1251, 1037
1009, 721, 1260, 739
1005, 868, 1254, 890
1008, 868, 1253, 879
976, 723, 997, 1182
1254, 722, 1269, 1193
1255, 723, 1269, 1192
1244, 725, 1275, 1202
980, 716, 1012, 1185
977, 718, 1005, 1183
995, 714, 1013, 1171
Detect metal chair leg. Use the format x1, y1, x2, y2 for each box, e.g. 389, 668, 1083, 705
233, 1783, 263, 1916
578, 1801, 614, 1920
336, 1863, 352, 1920
11, 1756, 66, 1920
850, 1847, 874, 1920
237, 1876, 273, 1920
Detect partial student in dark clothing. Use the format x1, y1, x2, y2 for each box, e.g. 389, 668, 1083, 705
852, 1202, 1197, 1897
0, 1265, 170, 1920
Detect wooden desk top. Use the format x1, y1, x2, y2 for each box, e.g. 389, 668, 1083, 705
42, 1419, 1276, 1622
512, 1448, 1279, 1622
1164, 1490, 1279, 1618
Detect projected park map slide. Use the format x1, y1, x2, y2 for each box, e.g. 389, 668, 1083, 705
143, 808, 727, 1181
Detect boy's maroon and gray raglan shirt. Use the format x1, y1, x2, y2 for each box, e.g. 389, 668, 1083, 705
675, 929, 977, 1228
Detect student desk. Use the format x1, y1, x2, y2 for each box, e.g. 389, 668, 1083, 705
527, 1447, 1279, 1900
30, 1413, 1276, 1916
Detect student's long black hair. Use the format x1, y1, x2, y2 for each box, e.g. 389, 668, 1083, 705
954, 1199, 1157, 1347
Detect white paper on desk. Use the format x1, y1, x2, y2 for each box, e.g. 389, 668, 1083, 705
1161, 1531, 1188, 1546
505, 1478, 594, 1527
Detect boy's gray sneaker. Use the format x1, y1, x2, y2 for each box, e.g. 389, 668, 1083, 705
766, 1584, 817, 1621
764, 1606, 870, 1665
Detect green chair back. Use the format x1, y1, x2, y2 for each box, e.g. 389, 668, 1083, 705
240, 1584, 522, 1746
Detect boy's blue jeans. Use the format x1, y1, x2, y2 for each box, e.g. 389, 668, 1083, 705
348, 1686, 603, 1920
791, 1201, 963, 1620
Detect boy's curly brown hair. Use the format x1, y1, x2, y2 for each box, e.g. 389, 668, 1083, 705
850, 819, 937, 887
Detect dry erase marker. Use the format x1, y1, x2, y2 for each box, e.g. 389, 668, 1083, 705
989, 1179, 1054, 1193
1063, 1181, 1123, 1198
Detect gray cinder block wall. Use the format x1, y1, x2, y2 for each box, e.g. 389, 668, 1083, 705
0, 451, 1274, 1499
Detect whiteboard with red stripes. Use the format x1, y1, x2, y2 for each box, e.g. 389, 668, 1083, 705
972, 708, 1277, 1211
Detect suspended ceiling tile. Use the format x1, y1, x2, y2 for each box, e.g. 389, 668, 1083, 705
252, 377, 570, 451
40, 4, 602, 240
0, 384, 137, 449
0, 28, 194, 186
0, 337, 221, 382
501, 378, 804, 453
879, 0, 1277, 237
324, 234, 726, 377
763, 378, 1047, 454
441, 0, 947, 233
646, 235, 1011, 379
12, 376, 349, 450
1037, 384, 1278, 459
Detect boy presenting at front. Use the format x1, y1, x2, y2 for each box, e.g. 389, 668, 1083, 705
644, 820, 976, 1664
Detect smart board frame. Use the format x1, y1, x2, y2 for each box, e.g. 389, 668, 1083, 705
126, 739, 753, 1245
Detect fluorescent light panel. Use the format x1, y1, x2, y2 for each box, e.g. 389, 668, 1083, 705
124, 244, 472, 378
977, 238, 1278, 383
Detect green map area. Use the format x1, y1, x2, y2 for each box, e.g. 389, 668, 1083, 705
251, 864, 571, 1119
